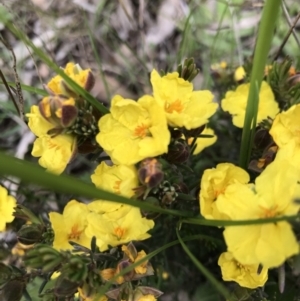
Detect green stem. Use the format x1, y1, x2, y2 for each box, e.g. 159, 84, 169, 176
176, 227, 231, 300
239, 0, 281, 169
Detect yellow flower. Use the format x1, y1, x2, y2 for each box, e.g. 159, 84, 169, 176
77, 285, 108, 301
187, 127, 217, 155
220, 159, 300, 268
27, 105, 76, 174
137, 295, 156, 301
270, 104, 300, 149
85, 207, 154, 251
0, 186, 16, 231
49, 200, 91, 250
133, 250, 148, 274
87, 200, 127, 219
91, 162, 138, 198
47, 62, 94, 95
221, 81, 279, 128
97, 95, 170, 165
199, 163, 250, 220
269, 104, 300, 167
121, 245, 149, 274
234, 66, 246, 82
151, 69, 217, 129
218, 252, 268, 289
211, 61, 227, 71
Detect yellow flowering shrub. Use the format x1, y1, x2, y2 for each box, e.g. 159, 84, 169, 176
0, 186, 16, 231
9, 55, 300, 300
151, 69, 217, 129
221, 81, 279, 128
97, 94, 170, 165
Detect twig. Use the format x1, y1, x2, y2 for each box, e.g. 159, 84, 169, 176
273, 5, 300, 61
0, 69, 20, 116
0, 35, 24, 120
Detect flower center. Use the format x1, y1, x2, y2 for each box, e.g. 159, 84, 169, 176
134, 123, 150, 138
48, 138, 60, 150
113, 180, 122, 194
68, 224, 83, 240
236, 261, 250, 272
213, 188, 225, 200
165, 99, 184, 113
113, 226, 125, 240
259, 205, 278, 218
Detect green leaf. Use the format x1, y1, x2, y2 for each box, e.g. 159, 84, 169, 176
0, 151, 187, 218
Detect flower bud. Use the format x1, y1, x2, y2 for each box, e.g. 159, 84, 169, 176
234, 66, 246, 82
17, 223, 44, 245
253, 129, 273, 150
106, 282, 134, 301
287, 73, 300, 87
63, 256, 88, 282
122, 242, 137, 261
138, 158, 164, 188
54, 275, 79, 298
38, 95, 78, 128
177, 57, 199, 82
164, 139, 190, 164
116, 259, 135, 282
24, 244, 62, 272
